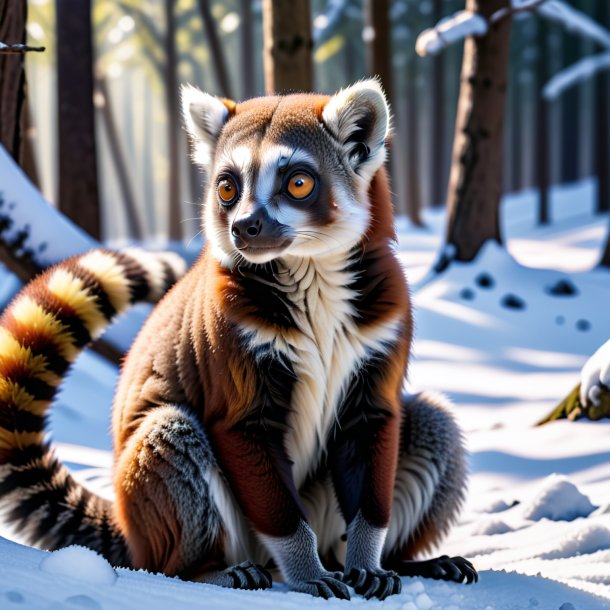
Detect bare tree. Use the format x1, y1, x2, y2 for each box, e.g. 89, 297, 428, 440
197, 0, 232, 98
164, 0, 181, 241
536, 21, 550, 225
0, 0, 27, 163
600, 224, 610, 268
240, 0, 256, 99
595, 2, 610, 214
444, 0, 512, 262
405, 59, 423, 226
55, 0, 101, 239
430, 0, 445, 208
95, 76, 143, 239
262, 0, 313, 94
363, 0, 393, 102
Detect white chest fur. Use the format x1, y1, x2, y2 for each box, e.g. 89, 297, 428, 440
244, 254, 401, 488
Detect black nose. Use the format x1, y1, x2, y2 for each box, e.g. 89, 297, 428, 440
231, 210, 263, 240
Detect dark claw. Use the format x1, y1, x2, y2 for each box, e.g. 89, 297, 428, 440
313, 580, 333, 599
228, 561, 273, 590
393, 555, 478, 585
346, 568, 402, 600
307, 576, 351, 600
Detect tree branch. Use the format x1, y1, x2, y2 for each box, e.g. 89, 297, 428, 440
489, 0, 546, 26
0, 42, 45, 54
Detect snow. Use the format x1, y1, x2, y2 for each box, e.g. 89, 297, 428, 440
2, 180, 610, 608
415, 11, 488, 57
522, 475, 596, 521
40, 546, 118, 586
580, 338, 610, 406
0, 145, 95, 267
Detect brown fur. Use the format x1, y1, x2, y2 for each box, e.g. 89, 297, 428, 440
0, 86, 472, 593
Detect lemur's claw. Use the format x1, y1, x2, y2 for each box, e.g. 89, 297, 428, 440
304, 575, 351, 600
394, 555, 478, 584
345, 568, 402, 600
227, 561, 273, 590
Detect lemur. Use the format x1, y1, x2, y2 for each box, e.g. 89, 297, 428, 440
0, 80, 476, 600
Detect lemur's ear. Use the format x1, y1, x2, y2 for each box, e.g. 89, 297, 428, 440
181, 84, 236, 166
321, 79, 390, 182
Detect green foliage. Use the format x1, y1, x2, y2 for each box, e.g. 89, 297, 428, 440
537, 384, 610, 424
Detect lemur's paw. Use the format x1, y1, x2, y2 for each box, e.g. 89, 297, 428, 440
395, 555, 478, 584
227, 561, 273, 590
345, 567, 402, 600
295, 574, 351, 599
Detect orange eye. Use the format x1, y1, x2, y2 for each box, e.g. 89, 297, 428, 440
217, 176, 239, 205
286, 173, 315, 200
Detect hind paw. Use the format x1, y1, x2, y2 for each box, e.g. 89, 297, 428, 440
395, 555, 478, 584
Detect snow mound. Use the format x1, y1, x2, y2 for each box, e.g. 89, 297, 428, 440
40, 545, 117, 585
471, 519, 513, 536
478, 499, 517, 514
541, 524, 610, 559
523, 475, 596, 521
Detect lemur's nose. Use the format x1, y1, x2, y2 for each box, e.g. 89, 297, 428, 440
231, 209, 264, 240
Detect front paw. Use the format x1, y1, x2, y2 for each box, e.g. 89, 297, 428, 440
293, 572, 351, 600
345, 567, 401, 600
226, 561, 273, 590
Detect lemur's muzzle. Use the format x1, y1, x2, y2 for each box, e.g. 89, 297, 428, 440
231, 207, 291, 251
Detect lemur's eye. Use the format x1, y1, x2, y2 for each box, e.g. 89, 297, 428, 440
217, 175, 240, 206
286, 172, 315, 200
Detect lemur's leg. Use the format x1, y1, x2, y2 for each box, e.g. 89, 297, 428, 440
198, 350, 350, 600
382, 392, 478, 584
328, 354, 405, 600
113, 405, 271, 590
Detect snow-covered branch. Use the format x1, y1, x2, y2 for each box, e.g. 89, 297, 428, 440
539, 2, 610, 99
538, 1, 610, 50
416, 0, 610, 58
416, 10, 487, 57
544, 52, 610, 100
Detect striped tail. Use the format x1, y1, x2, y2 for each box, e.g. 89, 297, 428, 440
0, 248, 186, 565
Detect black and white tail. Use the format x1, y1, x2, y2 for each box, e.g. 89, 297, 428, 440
0, 248, 186, 565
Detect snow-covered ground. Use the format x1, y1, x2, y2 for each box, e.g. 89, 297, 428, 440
2, 180, 610, 609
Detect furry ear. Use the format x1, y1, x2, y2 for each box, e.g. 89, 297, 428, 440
181, 84, 235, 166
321, 79, 390, 181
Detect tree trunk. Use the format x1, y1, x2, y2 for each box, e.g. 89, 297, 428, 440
262, 0, 313, 95
198, 0, 232, 99
240, 0, 256, 99
96, 76, 143, 239
600, 223, 610, 267
595, 2, 610, 215
55, 0, 100, 240
0, 0, 27, 163
21, 102, 40, 188
430, 0, 445, 207
559, 32, 579, 185
363, 0, 392, 103
405, 58, 423, 226
535, 21, 549, 225
509, 67, 522, 192
444, 0, 512, 262
164, 0, 181, 241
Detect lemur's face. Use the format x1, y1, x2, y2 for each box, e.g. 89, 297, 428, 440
182, 81, 389, 266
